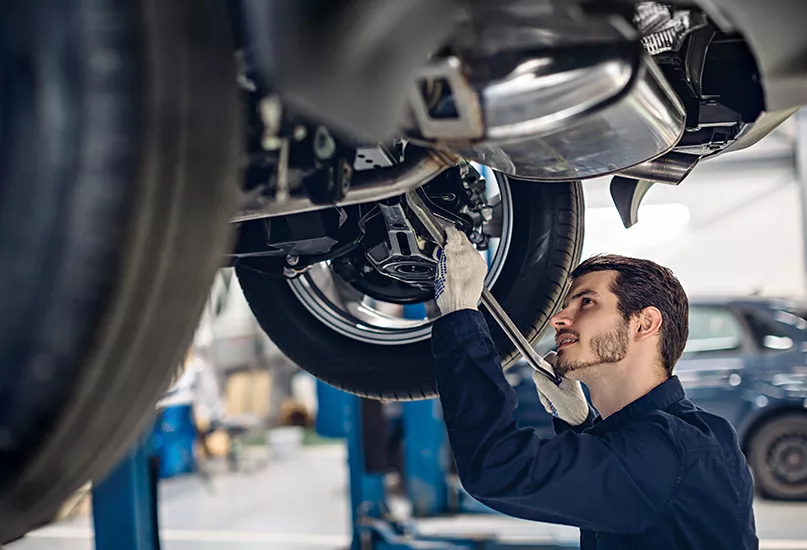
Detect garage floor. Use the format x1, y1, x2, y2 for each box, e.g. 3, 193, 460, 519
9, 442, 807, 550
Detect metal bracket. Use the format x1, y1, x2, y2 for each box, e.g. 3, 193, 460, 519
358, 518, 471, 550
407, 57, 485, 141
609, 176, 655, 229
366, 202, 440, 290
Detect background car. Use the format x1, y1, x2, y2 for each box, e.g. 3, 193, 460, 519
507, 296, 807, 500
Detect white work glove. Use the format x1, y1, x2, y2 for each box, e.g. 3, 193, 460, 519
434, 226, 488, 315
532, 352, 590, 426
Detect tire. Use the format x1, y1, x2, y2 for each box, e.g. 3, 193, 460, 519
0, 0, 241, 541
748, 413, 807, 500
236, 178, 584, 400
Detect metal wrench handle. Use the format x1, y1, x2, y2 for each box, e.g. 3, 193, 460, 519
404, 190, 561, 385
480, 288, 561, 384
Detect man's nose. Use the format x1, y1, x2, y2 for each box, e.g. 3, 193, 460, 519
550, 307, 571, 329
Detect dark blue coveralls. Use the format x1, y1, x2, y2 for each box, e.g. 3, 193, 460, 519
432, 310, 759, 550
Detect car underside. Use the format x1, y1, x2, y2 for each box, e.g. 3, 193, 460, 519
230, 0, 803, 288
225, 0, 807, 397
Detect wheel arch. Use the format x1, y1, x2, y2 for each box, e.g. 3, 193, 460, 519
739, 404, 807, 454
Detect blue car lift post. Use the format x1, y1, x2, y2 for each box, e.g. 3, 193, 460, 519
91, 384, 576, 550
330, 300, 574, 549
91, 433, 161, 550
342, 392, 460, 550
330, 381, 578, 550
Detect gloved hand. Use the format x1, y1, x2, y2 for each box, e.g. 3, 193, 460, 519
434, 226, 488, 315
532, 352, 590, 426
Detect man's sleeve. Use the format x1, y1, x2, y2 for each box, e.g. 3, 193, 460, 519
432, 310, 682, 535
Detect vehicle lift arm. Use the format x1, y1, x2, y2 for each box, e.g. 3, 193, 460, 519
323, 377, 579, 550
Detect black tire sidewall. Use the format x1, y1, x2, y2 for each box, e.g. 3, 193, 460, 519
237, 178, 583, 400
749, 413, 807, 500
0, 0, 142, 483
485, 176, 583, 366
0, 0, 241, 539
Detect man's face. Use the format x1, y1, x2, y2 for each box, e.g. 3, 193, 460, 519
549, 271, 630, 378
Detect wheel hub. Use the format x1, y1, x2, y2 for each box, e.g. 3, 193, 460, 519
286, 169, 513, 345
388, 261, 433, 277
769, 434, 807, 484
335, 162, 491, 304
364, 202, 439, 291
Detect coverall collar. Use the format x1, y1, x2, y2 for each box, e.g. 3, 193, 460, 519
587, 375, 685, 434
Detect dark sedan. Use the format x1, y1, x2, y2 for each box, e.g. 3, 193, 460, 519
508, 296, 807, 500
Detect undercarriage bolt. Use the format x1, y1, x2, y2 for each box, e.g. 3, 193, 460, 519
293, 125, 308, 141
261, 135, 282, 151
259, 96, 283, 151
286, 254, 300, 266
470, 231, 484, 244
314, 127, 336, 160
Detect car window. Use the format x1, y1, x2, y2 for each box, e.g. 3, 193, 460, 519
683, 306, 744, 355
778, 309, 807, 332
741, 309, 793, 351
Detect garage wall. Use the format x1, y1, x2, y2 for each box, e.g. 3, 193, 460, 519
579, 156, 805, 300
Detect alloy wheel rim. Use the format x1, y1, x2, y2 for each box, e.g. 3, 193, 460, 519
769, 433, 807, 485
288, 170, 514, 345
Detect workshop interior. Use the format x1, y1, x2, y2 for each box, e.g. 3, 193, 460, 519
3, 0, 807, 548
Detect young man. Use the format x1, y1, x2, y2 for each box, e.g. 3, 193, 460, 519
432, 227, 758, 550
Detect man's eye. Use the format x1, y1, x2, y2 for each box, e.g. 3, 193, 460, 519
581, 297, 593, 306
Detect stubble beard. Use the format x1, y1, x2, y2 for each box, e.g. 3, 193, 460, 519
555, 317, 630, 378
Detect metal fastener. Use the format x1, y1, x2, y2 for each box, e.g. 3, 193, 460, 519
293, 125, 308, 141
313, 127, 336, 160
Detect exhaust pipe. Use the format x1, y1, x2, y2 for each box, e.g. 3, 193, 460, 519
232, 149, 456, 222
609, 151, 701, 231
617, 151, 700, 185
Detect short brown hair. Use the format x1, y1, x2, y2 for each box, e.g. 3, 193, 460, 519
570, 254, 689, 377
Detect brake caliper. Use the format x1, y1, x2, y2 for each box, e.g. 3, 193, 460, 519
362, 162, 493, 291
364, 202, 439, 291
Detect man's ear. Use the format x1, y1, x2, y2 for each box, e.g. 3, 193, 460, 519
635, 306, 663, 342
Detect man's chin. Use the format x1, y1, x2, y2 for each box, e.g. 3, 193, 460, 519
555, 358, 594, 379
564, 369, 583, 381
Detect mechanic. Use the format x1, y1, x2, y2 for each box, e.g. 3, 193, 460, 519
431, 227, 758, 550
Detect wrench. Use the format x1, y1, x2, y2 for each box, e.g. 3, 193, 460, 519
404, 190, 562, 385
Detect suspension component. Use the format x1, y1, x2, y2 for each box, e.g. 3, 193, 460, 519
364, 202, 440, 291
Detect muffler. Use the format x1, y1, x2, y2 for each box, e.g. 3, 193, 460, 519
405, 25, 686, 181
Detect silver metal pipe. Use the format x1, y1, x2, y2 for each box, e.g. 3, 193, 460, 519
231, 150, 456, 222
617, 151, 701, 185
